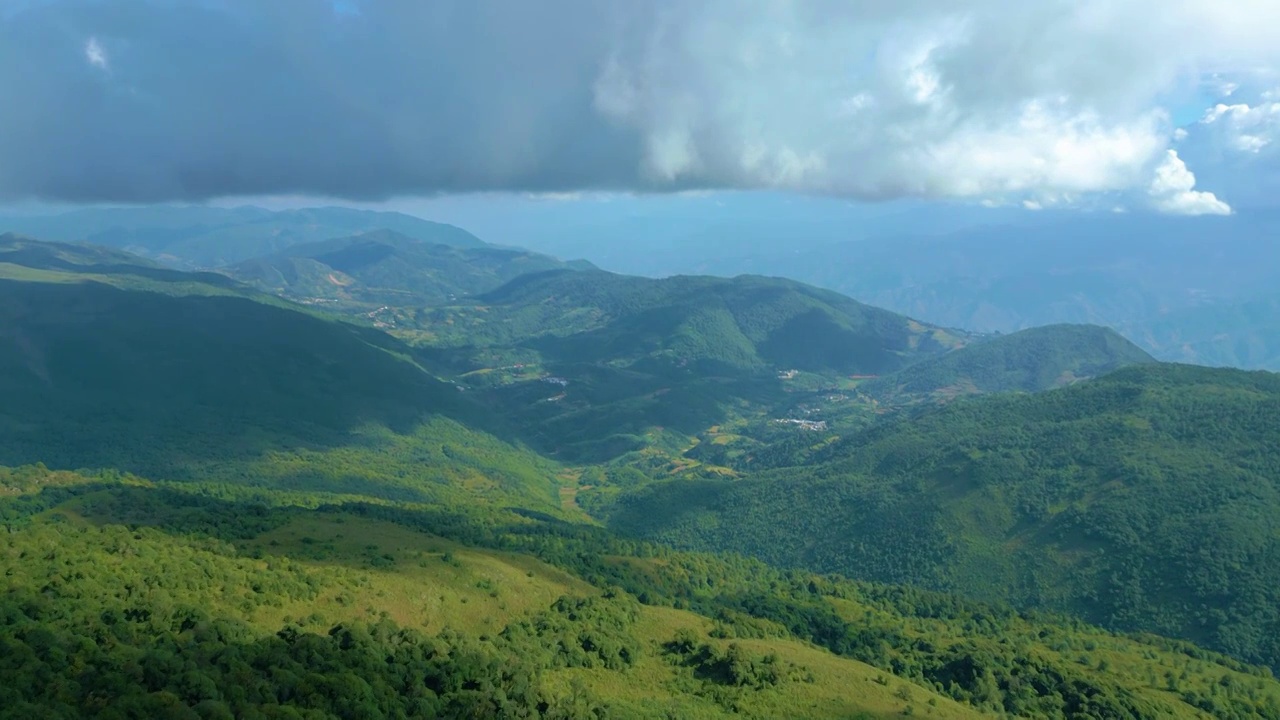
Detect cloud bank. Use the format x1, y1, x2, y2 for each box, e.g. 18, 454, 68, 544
1, 0, 1278, 211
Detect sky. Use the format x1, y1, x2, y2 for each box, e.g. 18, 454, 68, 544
2, 0, 1280, 218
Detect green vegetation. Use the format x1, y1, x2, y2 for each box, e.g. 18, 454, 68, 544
861, 324, 1156, 404
603, 363, 1280, 672
423, 269, 965, 375
410, 269, 965, 465
8, 235, 1280, 717
615, 213, 1280, 371
223, 229, 591, 312
0, 235, 562, 511
6, 467, 1280, 719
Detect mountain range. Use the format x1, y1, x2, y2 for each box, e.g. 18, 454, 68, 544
4, 229, 1280, 718
222, 228, 593, 310
0, 205, 486, 268
10, 203, 1280, 371
495, 203, 1280, 371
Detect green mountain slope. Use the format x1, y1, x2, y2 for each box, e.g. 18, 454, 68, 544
602, 364, 1280, 670
861, 324, 1156, 403
413, 269, 967, 464
0, 236, 559, 510
6, 467, 1280, 719
5, 237, 1280, 718
0, 205, 486, 268
223, 229, 591, 310
435, 269, 967, 375
551, 209, 1280, 371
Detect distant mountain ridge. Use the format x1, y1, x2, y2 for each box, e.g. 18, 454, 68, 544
498, 203, 1280, 371
223, 229, 592, 309
0, 205, 488, 268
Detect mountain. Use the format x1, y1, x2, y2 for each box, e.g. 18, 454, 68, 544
796, 212, 1280, 371
0, 205, 487, 268
600, 363, 1280, 671
0, 235, 559, 509
223, 229, 592, 310
2, 231, 166, 270
412, 269, 969, 464
6, 236, 1280, 718
860, 324, 1157, 403
505, 204, 1280, 371
428, 269, 968, 376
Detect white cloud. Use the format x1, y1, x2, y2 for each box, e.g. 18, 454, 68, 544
587, 0, 1276, 206
524, 191, 584, 202
1201, 99, 1280, 153
917, 101, 1165, 198
83, 36, 107, 70
1148, 150, 1232, 215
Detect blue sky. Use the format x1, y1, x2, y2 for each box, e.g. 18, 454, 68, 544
330, 0, 359, 16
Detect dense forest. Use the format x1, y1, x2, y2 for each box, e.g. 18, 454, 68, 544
6, 466, 1280, 719
601, 364, 1280, 672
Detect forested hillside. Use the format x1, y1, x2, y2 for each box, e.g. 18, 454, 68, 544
5, 466, 1280, 719
860, 324, 1156, 404
0, 236, 561, 511
426, 269, 966, 375
407, 268, 967, 464
7, 236, 1280, 718
602, 364, 1280, 671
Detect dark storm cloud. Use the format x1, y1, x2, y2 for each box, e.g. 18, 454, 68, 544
0, 0, 649, 201
0, 0, 1277, 208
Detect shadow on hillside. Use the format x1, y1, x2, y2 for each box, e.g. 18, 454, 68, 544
1, 480, 593, 576
0, 242, 239, 287
0, 279, 519, 479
